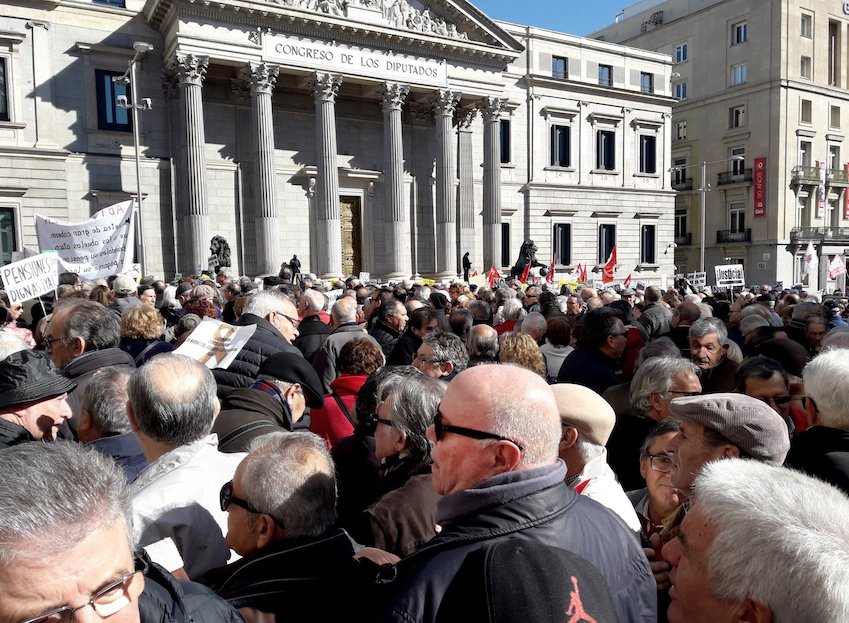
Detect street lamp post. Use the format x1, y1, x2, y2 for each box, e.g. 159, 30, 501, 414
669, 156, 745, 274
114, 42, 153, 276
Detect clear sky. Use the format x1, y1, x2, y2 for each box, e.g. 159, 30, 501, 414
470, 0, 629, 37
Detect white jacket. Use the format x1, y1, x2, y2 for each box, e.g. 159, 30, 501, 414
570, 449, 642, 533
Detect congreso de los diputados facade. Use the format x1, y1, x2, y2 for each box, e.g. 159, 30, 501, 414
0, 0, 676, 282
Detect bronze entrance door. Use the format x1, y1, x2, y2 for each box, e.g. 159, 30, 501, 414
339, 196, 362, 277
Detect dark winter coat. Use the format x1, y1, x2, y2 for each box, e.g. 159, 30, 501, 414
213, 387, 294, 454
785, 425, 849, 495
556, 346, 622, 396
292, 314, 331, 363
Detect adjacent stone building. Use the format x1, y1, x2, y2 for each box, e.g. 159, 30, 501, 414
594, 0, 849, 291
0, 0, 674, 283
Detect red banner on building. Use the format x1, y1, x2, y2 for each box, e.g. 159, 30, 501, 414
753, 157, 766, 217
845, 163, 849, 220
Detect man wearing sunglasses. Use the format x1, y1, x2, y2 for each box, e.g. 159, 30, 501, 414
374, 364, 656, 623
0, 442, 241, 623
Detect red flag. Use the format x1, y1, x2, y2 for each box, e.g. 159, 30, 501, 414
520, 260, 532, 284
575, 263, 586, 282
471, 270, 478, 277
624, 273, 632, 287
546, 254, 556, 284
602, 246, 617, 284
487, 264, 501, 288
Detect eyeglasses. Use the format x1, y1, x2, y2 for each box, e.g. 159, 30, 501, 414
374, 417, 397, 428
433, 410, 524, 452
756, 395, 793, 406
666, 389, 702, 397
278, 313, 301, 328
608, 331, 628, 339
21, 560, 146, 623
647, 453, 674, 473
220, 480, 264, 515
41, 336, 63, 351
414, 353, 444, 365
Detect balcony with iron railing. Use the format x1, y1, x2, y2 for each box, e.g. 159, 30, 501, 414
717, 229, 751, 243
671, 177, 693, 191
674, 232, 692, 245
828, 168, 849, 185
790, 226, 849, 242
791, 165, 821, 185
717, 168, 753, 185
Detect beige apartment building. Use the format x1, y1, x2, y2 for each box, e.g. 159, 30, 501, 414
594, 0, 849, 291
0, 0, 673, 282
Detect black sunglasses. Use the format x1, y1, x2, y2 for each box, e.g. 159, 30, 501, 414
433, 410, 524, 452
220, 480, 264, 515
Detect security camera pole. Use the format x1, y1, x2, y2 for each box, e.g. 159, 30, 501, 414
114, 41, 153, 276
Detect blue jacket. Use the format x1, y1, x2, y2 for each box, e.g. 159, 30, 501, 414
88, 432, 148, 483
373, 461, 656, 623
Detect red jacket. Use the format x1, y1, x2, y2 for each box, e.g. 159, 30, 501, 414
309, 374, 368, 449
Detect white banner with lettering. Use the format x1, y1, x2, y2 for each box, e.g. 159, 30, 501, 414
263, 34, 448, 88
35, 200, 135, 279
0, 253, 59, 305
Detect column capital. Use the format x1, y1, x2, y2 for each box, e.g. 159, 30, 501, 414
166, 54, 209, 86
432, 89, 460, 117
478, 96, 506, 122
379, 82, 410, 111
455, 106, 478, 130
241, 63, 280, 95
309, 72, 342, 102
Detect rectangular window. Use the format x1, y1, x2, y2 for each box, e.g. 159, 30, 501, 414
596, 130, 616, 170
499, 119, 511, 164
674, 81, 688, 100
501, 222, 511, 267
640, 72, 654, 94
552, 56, 567, 79
553, 223, 572, 265
829, 145, 840, 170
801, 55, 812, 79
95, 69, 131, 132
801, 98, 812, 123
731, 63, 747, 85
639, 135, 657, 174
550, 125, 571, 167
731, 147, 746, 175
801, 13, 812, 38
672, 157, 687, 185
831, 105, 841, 129
829, 20, 840, 87
800, 141, 812, 166
640, 224, 657, 264
729, 202, 746, 232
733, 21, 748, 45
674, 208, 688, 239
598, 224, 616, 264
0, 58, 8, 123
729, 105, 746, 128
675, 43, 688, 63
598, 64, 613, 86
675, 120, 687, 140
0, 207, 15, 265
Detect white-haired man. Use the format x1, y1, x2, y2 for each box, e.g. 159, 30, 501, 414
689, 317, 738, 393
785, 348, 849, 494
663, 458, 849, 623
373, 365, 656, 622
292, 288, 331, 363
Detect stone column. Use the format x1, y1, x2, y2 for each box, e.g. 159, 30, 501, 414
433, 90, 460, 279
480, 97, 505, 271
169, 54, 210, 275
379, 82, 409, 280
243, 63, 280, 275
310, 72, 343, 279
456, 107, 477, 272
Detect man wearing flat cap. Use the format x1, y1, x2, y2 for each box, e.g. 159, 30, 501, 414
552, 383, 641, 532
214, 351, 325, 453
0, 349, 75, 448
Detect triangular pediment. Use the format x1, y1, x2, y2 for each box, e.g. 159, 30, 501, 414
145, 0, 523, 61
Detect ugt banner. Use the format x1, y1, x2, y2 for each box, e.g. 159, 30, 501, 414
36, 201, 135, 279
753, 158, 766, 217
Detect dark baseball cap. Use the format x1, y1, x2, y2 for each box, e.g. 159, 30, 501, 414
258, 352, 324, 409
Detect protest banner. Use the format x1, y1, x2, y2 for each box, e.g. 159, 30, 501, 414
173, 317, 257, 370
35, 200, 135, 279
715, 264, 746, 288
0, 253, 59, 305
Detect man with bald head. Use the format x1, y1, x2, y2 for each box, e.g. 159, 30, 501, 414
465, 323, 499, 365
375, 364, 656, 623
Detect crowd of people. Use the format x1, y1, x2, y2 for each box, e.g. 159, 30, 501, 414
0, 264, 848, 622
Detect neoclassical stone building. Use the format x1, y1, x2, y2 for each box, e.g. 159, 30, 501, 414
0, 0, 675, 282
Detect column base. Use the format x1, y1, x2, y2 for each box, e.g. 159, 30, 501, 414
433, 271, 459, 283
382, 271, 410, 283
320, 272, 344, 282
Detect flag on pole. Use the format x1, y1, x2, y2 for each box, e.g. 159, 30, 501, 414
623, 273, 632, 288
575, 263, 586, 282
828, 254, 847, 279
546, 254, 556, 284
471, 270, 478, 277
602, 246, 617, 284
801, 242, 818, 278
487, 265, 502, 288
520, 260, 532, 284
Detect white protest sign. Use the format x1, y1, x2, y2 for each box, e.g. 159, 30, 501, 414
0, 253, 59, 305
36, 200, 135, 279
715, 264, 746, 288
174, 317, 257, 370
687, 272, 707, 288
